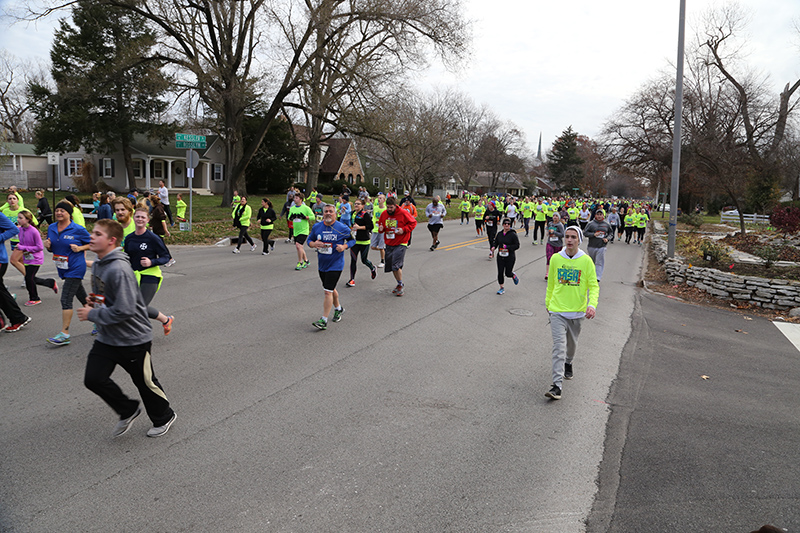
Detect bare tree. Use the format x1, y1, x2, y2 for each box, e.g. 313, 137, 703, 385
447, 92, 496, 192
0, 50, 42, 143
474, 123, 525, 192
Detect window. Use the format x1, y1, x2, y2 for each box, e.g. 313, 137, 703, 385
385, 178, 391, 189
132, 160, 142, 179
347, 174, 353, 183
153, 161, 164, 179
213, 163, 224, 181
102, 158, 114, 178
65, 158, 83, 177
373, 177, 380, 187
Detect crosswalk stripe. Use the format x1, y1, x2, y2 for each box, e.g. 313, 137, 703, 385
774, 322, 800, 353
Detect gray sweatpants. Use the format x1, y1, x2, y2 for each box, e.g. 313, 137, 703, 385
550, 313, 583, 388
587, 246, 606, 281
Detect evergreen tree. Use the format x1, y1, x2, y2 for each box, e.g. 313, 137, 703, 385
29, 1, 174, 186
547, 126, 585, 193
243, 117, 303, 193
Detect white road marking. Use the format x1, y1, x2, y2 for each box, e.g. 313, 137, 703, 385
774, 322, 800, 353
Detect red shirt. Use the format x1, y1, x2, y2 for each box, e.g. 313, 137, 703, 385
378, 207, 417, 246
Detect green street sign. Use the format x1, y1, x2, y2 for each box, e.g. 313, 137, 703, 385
176, 140, 206, 149
175, 133, 206, 143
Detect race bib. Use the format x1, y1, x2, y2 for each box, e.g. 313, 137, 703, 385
319, 244, 333, 255
596, 232, 606, 238
386, 231, 395, 240
550, 236, 559, 242
485, 220, 493, 227
53, 254, 69, 270
23, 252, 33, 262
498, 250, 509, 257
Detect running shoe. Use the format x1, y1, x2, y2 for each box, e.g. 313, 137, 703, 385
302, 261, 309, 269
565, 363, 574, 380
312, 318, 328, 330
270, 243, 275, 252
24, 300, 42, 306
250, 244, 257, 252
232, 248, 240, 254
545, 384, 562, 400
430, 245, 435, 251
332, 307, 345, 322
5, 317, 32, 332
163, 316, 174, 336
262, 251, 269, 255
52, 281, 59, 294
47, 332, 71, 345
165, 259, 176, 267
113, 405, 141, 438
512, 273, 519, 285
488, 252, 493, 259
497, 287, 505, 295
370, 267, 377, 280
146, 413, 177, 438
395, 285, 404, 296
285, 238, 292, 243
91, 324, 98, 336
0, 314, 5, 331
346, 280, 355, 287
435, 240, 440, 248
295, 262, 303, 270
377, 262, 385, 268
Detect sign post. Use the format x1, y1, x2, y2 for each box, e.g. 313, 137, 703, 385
175, 134, 206, 231
47, 152, 59, 208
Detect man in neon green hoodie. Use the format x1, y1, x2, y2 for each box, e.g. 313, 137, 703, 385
544, 226, 599, 400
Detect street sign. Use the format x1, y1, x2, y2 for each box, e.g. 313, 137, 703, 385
47, 152, 59, 165
176, 140, 206, 150
175, 133, 206, 143
186, 149, 199, 169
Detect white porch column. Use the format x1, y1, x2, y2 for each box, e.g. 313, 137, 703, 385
166, 160, 172, 189
205, 162, 210, 190
144, 157, 151, 191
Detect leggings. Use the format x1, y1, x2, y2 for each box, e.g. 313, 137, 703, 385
486, 226, 497, 250
237, 227, 254, 248
0, 262, 27, 324
24, 264, 56, 302
461, 212, 469, 223
260, 229, 274, 253
533, 220, 546, 241
637, 227, 646, 242
523, 218, 531, 234
139, 278, 161, 320
625, 227, 634, 243
496, 255, 516, 285
349, 244, 375, 280
475, 219, 483, 232
61, 277, 87, 310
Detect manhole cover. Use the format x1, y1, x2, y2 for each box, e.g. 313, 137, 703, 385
508, 309, 534, 317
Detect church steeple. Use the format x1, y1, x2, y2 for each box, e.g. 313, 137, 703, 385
536, 132, 543, 161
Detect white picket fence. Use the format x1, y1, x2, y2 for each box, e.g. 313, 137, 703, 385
719, 211, 770, 224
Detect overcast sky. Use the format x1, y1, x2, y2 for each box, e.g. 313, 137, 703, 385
2, 0, 799, 157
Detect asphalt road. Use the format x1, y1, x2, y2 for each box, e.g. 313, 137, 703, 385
1, 220, 797, 532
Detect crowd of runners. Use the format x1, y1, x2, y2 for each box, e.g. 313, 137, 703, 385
2, 184, 654, 434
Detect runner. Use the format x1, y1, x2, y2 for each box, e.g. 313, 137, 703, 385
78, 219, 177, 438
459, 196, 471, 225
231, 196, 256, 253
44, 200, 92, 345
545, 212, 565, 280
346, 199, 377, 287
2, 191, 38, 276
378, 197, 417, 296
606, 207, 621, 244
400, 198, 417, 247
491, 218, 520, 295
15, 209, 57, 306
544, 226, 599, 400
583, 209, 613, 282
175, 193, 187, 222
473, 199, 486, 236
35, 190, 53, 225
65, 194, 87, 228
505, 199, 518, 229
112, 197, 136, 245
0, 211, 31, 332
483, 202, 502, 259
624, 208, 636, 244
370, 193, 387, 268
520, 197, 533, 238
635, 206, 649, 245
123, 207, 175, 335
307, 204, 355, 330
96, 194, 113, 220
532, 198, 547, 244
157, 180, 174, 226
425, 195, 446, 251
578, 204, 591, 230
288, 192, 315, 269
257, 198, 277, 255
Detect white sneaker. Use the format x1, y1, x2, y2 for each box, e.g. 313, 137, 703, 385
147, 413, 177, 438
113, 405, 142, 438
232, 248, 240, 254
377, 262, 385, 268
250, 244, 256, 252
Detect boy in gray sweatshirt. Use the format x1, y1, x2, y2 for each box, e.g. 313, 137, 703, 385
583, 210, 613, 282
77, 219, 176, 438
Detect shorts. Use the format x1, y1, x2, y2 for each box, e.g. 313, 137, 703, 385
318, 270, 342, 292
370, 232, 385, 249
294, 234, 307, 245
427, 223, 443, 234
384, 245, 406, 272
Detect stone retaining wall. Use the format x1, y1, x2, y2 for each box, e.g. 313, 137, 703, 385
651, 234, 800, 311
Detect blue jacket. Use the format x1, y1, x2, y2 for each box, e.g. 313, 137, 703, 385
47, 221, 91, 279
0, 212, 19, 264
97, 203, 113, 220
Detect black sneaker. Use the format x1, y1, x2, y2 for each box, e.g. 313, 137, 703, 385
545, 384, 562, 400
564, 363, 573, 380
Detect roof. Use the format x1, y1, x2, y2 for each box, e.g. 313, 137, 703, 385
0, 143, 44, 156
473, 171, 526, 189
320, 138, 352, 175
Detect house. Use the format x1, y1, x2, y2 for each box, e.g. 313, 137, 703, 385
0, 143, 51, 189
294, 126, 365, 185
472, 171, 527, 197
57, 134, 225, 194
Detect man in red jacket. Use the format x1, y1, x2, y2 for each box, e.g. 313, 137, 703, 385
377, 197, 417, 296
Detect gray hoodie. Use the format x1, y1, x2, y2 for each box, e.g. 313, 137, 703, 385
583, 220, 613, 249
87, 247, 153, 346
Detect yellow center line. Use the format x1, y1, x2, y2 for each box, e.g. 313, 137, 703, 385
439, 237, 486, 251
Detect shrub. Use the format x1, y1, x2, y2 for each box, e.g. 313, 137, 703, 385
699, 239, 732, 265
770, 205, 800, 234
678, 212, 704, 230
753, 245, 781, 268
